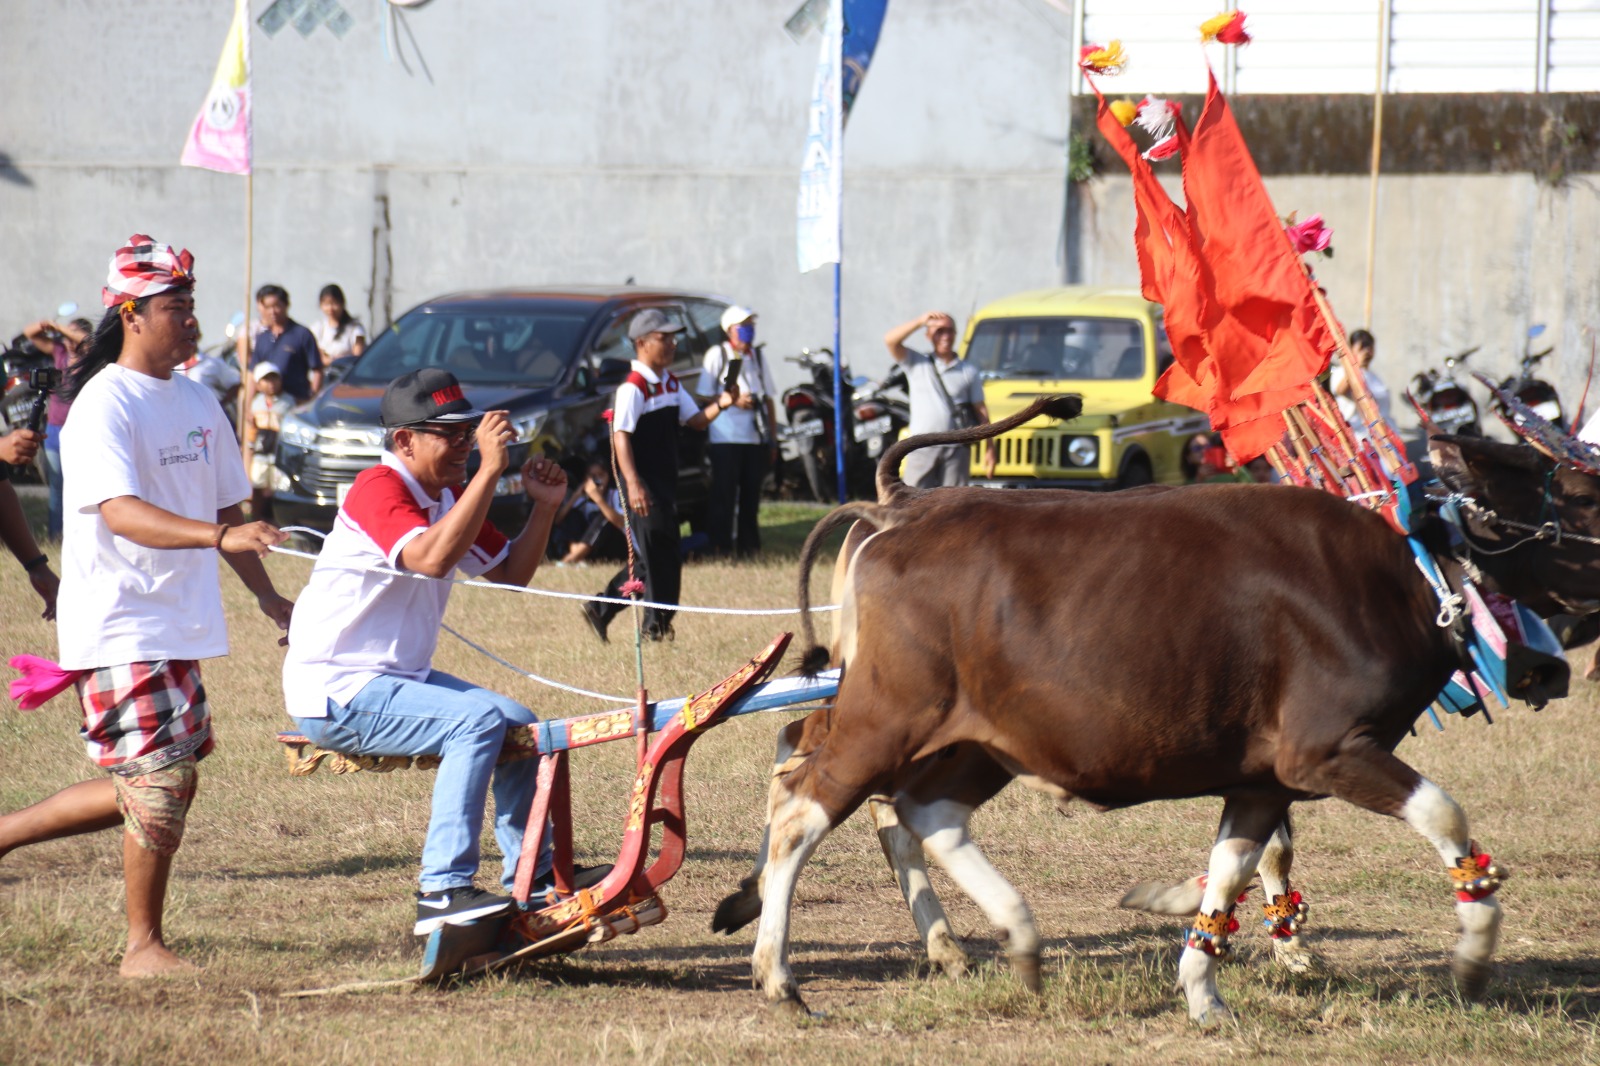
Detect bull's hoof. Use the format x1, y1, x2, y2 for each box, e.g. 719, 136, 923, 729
1267, 941, 1318, 973
1190, 1001, 1235, 1030
1452, 955, 1493, 1002
768, 992, 812, 1020
927, 932, 971, 977
1009, 951, 1043, 994
1118, 876, 1205, 917
712, 889, 761, 935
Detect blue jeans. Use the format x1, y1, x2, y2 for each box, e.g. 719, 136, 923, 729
290, 671, 550, 893
41, 424, 63, 541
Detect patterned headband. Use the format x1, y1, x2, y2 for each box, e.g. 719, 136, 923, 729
101, 233, 196, 308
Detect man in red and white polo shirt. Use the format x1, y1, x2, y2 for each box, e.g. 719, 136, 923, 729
284, 368, 579, 935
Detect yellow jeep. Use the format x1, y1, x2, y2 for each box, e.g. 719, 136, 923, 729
962, 286, 1208, 489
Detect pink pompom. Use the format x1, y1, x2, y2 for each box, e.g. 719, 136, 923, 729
9, 655, 84, 710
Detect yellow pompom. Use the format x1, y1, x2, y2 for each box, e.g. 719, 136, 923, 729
1109, 99, 1138, 127
1200, 10, 1250, 45
1078, 40, 1127, 75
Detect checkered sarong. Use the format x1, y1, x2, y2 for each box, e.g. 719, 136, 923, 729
75, 660, 213, 776
100, 234, 195, 307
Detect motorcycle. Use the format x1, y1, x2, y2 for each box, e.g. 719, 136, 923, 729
777, 349, 910, 503
1498, 324, 1564, 429
849, 363, 909, 466
1409, 345, 1482, 437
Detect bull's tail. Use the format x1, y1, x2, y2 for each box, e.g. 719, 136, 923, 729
875, 394, 1084, 503
795, 500, 889, 675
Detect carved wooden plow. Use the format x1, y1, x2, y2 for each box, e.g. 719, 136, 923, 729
279, 633, 837, 992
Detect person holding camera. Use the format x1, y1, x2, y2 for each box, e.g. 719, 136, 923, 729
23, 315, 91, 540
0, 235, 294, 978
883, 310, 994, 488
697, 306, 776, 557
0, 426, 59, 617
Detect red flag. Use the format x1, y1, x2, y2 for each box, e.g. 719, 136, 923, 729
1181, 71, 1333, 412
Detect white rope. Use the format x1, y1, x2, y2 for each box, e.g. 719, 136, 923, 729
269, 528, 841, 616
440, 624, 631, 703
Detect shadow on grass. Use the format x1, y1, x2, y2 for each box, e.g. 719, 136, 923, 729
207, 853, 417, 880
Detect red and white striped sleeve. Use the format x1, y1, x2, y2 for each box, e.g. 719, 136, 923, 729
339, 467, 430, 568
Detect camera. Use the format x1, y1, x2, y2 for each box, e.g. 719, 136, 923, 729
25, 366, 61, 434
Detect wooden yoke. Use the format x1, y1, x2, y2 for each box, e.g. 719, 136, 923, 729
509, 633, 793, 942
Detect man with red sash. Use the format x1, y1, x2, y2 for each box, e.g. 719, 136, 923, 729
582, 309, 737, 642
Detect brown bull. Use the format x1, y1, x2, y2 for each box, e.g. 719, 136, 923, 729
739, 399, 1537, 1023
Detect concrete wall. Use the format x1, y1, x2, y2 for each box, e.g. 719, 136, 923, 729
0, 0, 1074, 388
2, 0, 1596, 414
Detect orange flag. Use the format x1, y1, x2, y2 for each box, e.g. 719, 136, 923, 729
1180, 71, 1334, 418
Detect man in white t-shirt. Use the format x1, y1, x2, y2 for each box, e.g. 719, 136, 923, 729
283, 367, 594, 936
0, 235, 293, 979
697, 305, 777, 557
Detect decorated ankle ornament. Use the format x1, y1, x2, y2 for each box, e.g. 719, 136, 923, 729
1261, 889, 1309, 940
1449, 842, 1509, 902
1185, 908, 1240, 959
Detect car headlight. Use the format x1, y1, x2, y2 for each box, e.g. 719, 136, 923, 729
279, 412, 319, 447
513, 410, 547, 443
1066, 436, 1098, 467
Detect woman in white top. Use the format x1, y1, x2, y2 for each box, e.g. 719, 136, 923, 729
310, 283, 368, 369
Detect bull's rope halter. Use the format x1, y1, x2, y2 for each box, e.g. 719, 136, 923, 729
1438, 478, 1600, 555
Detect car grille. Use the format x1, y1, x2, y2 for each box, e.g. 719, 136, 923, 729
283, 429, 383, 502
985, 433, 1058, 470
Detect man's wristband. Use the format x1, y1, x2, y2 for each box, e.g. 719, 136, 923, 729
21, 553, 47, 573
213, 524, 230, 550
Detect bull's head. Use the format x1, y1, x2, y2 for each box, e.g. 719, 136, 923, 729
1432, 434, 1600, 616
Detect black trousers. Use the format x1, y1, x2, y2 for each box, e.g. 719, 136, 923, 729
598, 499, 680, 635
707, 442, 768, 556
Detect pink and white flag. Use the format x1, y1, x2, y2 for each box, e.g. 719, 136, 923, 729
181, 0, 251, 175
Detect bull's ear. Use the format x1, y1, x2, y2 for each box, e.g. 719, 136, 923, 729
1430, 435, 1468, 488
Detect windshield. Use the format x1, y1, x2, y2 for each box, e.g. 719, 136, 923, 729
347, 309, 589, 387
967, 316, 1147, 381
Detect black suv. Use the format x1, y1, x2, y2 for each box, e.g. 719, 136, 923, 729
272, 287, 732, 534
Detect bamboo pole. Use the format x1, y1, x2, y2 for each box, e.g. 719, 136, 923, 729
1362, 0, 1390, 326
239, 170, 254, 469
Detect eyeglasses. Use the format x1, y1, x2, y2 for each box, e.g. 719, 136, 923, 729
410, 422, 478, 447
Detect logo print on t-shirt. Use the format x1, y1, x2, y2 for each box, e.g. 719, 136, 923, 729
185, 427, 213, 465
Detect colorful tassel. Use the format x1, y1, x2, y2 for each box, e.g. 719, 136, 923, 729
1108, 99, 1138, 127
1200, 10, 1251, 45
1078, 40, 1126, 75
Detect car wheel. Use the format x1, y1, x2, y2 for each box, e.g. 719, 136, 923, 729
1116, 455, 1153, 490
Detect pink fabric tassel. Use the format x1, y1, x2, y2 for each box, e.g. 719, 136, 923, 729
619, 579, 646, 598
9, 655, 84, 710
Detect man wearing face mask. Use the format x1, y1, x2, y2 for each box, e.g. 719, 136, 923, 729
697, 306, 776, 558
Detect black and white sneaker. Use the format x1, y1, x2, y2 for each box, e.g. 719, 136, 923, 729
414, 886, 514, 936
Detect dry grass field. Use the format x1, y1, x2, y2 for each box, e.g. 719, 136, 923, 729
2, 500, 1598, 1065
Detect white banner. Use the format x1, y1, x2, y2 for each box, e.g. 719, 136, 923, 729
796, 0, 843, 274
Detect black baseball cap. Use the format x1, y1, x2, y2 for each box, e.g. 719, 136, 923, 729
379, 368, 485, 427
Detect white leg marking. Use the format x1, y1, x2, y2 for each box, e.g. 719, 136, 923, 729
1399, 779, 1503, 994
1399, 780, 1471, 865
870, 799, 968, 973
1178, 802, 1277, 1025
1258, 820, 1313, 971
899, 798, 1039, 963
751, 788, 833, 1006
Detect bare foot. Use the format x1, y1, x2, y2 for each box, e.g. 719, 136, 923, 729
120, 941, 200, 978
